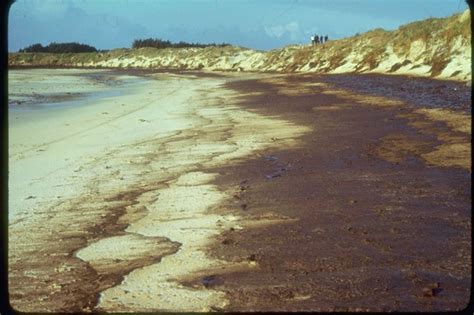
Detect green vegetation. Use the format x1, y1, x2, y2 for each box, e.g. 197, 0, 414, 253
132, 38, 230, 49
19, 42, 98, 53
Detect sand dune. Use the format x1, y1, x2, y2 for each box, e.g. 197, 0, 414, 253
8, 10, 471, 82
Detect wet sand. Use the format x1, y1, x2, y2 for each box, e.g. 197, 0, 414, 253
8, 70, 471, 312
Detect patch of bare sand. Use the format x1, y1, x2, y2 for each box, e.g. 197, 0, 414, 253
422, 142, 471, 170
259, 76, 329, 96
313, 104, 351, 111
374, 133, 433, 164
322, 87, 405, 107
414, 108, 471, 134
398, 110, 471, 171
373, 111, 470, 171
75, 234, 180, 276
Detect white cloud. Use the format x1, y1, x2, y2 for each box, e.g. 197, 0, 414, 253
264, 21, 300, 40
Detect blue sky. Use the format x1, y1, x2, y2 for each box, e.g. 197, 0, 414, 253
9, 0, 469, 52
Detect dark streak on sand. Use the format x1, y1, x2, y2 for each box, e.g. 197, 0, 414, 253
200, 74, 471, 312
8, 176, 180, 312
318, 73, 471, 112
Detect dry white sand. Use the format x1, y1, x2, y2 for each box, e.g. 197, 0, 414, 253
9, 69, 310, 312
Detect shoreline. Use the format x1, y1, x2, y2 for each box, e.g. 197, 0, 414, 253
9, 64, 472, 84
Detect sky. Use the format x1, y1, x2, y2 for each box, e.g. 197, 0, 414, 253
8, 0, 469, 52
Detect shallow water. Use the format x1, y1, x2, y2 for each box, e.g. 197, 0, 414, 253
8, 70, 146, 111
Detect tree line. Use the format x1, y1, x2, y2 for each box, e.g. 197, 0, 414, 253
18, 42, 98, 53
132, 38, 230, 49
18, 38, 230, 53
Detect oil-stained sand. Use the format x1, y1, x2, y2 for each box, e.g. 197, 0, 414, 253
8, 70, 470, 312
199, 74, 471, 312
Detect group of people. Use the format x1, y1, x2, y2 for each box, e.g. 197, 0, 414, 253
311, 34, 328, 45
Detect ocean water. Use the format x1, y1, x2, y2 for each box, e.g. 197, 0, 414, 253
8, 69, 146, 111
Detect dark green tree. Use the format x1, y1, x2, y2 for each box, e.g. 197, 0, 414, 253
132, 38, 229, 49
18, 42, 97, 53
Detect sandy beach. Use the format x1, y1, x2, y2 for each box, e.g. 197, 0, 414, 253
8, 69, 310, 312
8, 69, 471, 312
